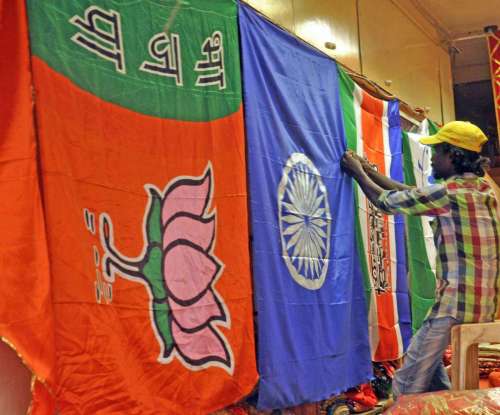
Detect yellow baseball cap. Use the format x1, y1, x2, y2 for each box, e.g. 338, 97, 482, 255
419, 121, 488, 153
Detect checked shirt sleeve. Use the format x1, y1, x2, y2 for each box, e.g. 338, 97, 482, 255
376, 183, 450, 216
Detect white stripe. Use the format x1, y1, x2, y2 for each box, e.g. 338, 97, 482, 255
393, 299, 404, 355
369, 290, 380, 360
381, 102, 398, 293
407, 131, 437, 272
354, 85, 370, 277
381, 101, 392, 177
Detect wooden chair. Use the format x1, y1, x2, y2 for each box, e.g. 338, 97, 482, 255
450, 320, 500, 390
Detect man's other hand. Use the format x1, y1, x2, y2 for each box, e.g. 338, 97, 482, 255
352, 152, 377, 173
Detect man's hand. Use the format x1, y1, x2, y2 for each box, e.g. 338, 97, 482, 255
341, 151, 365, 178
343, 150, 412, 192
341, 150, 387, 204
351, 152, 377, 173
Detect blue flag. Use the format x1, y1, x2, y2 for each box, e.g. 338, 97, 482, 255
239, 3, 372, 410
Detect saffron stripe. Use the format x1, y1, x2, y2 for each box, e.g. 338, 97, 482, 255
360, 89, 399, 361
354, 84, 380, 356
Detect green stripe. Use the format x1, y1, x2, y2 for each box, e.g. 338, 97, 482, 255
27, 0, 241, 121
428, 119, 439, 135
402, 131, 436, 332
456, 193, 474, 319
337, 67, 357, 150
337, 66, 371, 312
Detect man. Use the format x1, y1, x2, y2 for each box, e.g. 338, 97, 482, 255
341, 120, 500, 398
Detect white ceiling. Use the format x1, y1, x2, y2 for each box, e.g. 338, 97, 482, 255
417, 0, 500, 83
419, 0, 500, 35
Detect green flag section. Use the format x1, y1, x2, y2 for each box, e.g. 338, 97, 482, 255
402, 120, 439, 332
338, 68, 372, 306
26, 1, 257, 413
337, 66, 412, 361
27, 0, 241, 121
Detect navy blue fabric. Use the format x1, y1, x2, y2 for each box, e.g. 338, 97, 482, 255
387, 100, 412, 351
239, 3, 372, 410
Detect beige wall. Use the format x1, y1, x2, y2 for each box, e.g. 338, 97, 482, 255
243, 0, 455, 124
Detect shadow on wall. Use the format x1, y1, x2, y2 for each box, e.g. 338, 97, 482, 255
0, 341, 32, 414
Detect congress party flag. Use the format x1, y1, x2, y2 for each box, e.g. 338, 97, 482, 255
239, 3, 372, 410
403, 120, 439, 332
338, 67, 411, 361
27, 1, 257, 413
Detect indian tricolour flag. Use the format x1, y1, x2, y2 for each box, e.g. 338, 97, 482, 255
403, 119, 439, 332
338, 67, 411, 361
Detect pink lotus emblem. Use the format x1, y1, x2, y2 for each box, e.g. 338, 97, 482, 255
100, 163, 233, 372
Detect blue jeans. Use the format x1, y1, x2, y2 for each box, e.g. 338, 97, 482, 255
392, 317, 458, 398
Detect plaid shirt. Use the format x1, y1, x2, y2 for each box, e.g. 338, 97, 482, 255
377, 173, 500, 323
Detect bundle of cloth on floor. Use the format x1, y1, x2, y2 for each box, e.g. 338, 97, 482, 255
478, 343, 500, 379
443, 343, 500, 386
385, 387, 500, 414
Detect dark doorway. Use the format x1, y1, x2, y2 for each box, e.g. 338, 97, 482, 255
454, 80, 499, 159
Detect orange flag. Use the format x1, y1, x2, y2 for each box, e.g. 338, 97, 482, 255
26, 1, 257, 413
0, 0, 55, 409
